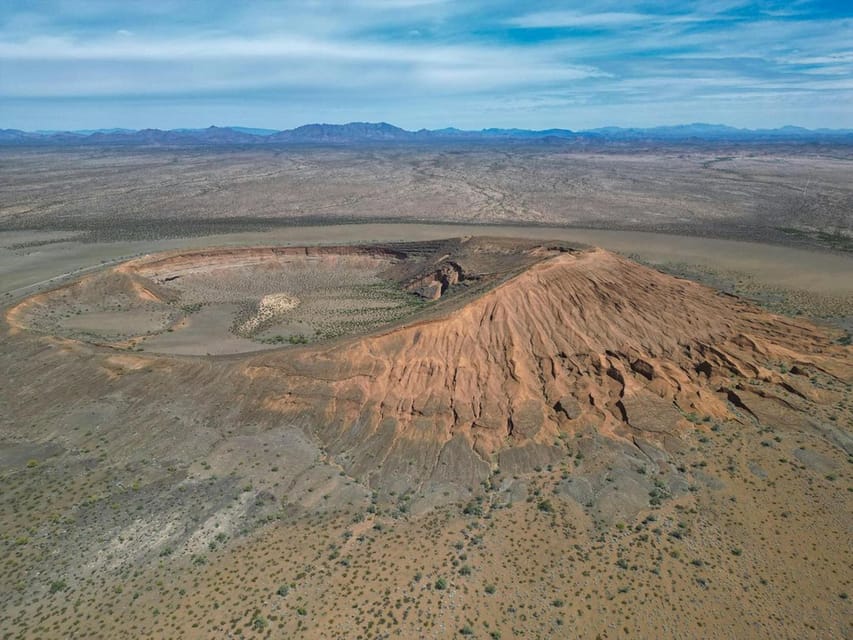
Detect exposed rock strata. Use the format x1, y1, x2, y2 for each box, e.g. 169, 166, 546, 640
241, 248, 850, 491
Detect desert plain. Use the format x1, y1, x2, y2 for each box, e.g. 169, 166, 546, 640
0, 144, 851, 639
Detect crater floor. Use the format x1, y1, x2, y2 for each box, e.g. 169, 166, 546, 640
10, 239, 551, 355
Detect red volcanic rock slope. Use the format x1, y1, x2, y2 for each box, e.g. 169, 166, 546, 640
244, 248, 849, 492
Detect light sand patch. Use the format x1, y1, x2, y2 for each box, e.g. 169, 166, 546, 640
235, 292, 300, 336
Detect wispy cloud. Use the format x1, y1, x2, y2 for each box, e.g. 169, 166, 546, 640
508, 11, 650, 29
0, 31, 607, 98
0, 0, 851, 129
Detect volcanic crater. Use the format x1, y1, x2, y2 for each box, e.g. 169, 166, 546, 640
6, 237, 849, 515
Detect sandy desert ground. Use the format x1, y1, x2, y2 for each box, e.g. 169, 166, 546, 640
0, 146, 851, 249
0, 146, 850, 639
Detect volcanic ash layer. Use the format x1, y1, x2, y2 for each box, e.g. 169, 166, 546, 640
241, 248, 850, 493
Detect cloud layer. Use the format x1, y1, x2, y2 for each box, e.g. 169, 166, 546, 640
1, 1, 851, 129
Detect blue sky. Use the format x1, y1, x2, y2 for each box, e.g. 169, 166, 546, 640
1, 1, 851, 130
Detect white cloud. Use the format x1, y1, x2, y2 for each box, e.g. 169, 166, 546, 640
416, 63, 607, 90
355, 0, 451, 7
1, 0, 851, 128
0, 31, 607, 97
508, 11, 649, 29
0, 33, 498, 65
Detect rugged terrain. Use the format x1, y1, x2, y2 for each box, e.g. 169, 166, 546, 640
1, 237, 850, 638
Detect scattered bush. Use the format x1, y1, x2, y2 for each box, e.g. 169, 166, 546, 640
537, 499, 554, 513
49, 580, 67, 593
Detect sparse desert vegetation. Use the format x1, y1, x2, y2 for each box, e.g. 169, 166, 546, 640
0, 146, 850, 640
0, 146, 851, 250
1, 409, 850, 638
12, 245, 438, 355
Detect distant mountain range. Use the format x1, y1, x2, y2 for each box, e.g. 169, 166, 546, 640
2, 122, 852, 146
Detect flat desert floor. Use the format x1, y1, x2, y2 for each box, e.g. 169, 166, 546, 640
0, 146, 851, 252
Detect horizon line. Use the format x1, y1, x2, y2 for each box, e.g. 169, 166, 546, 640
7, 121, 853, 135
